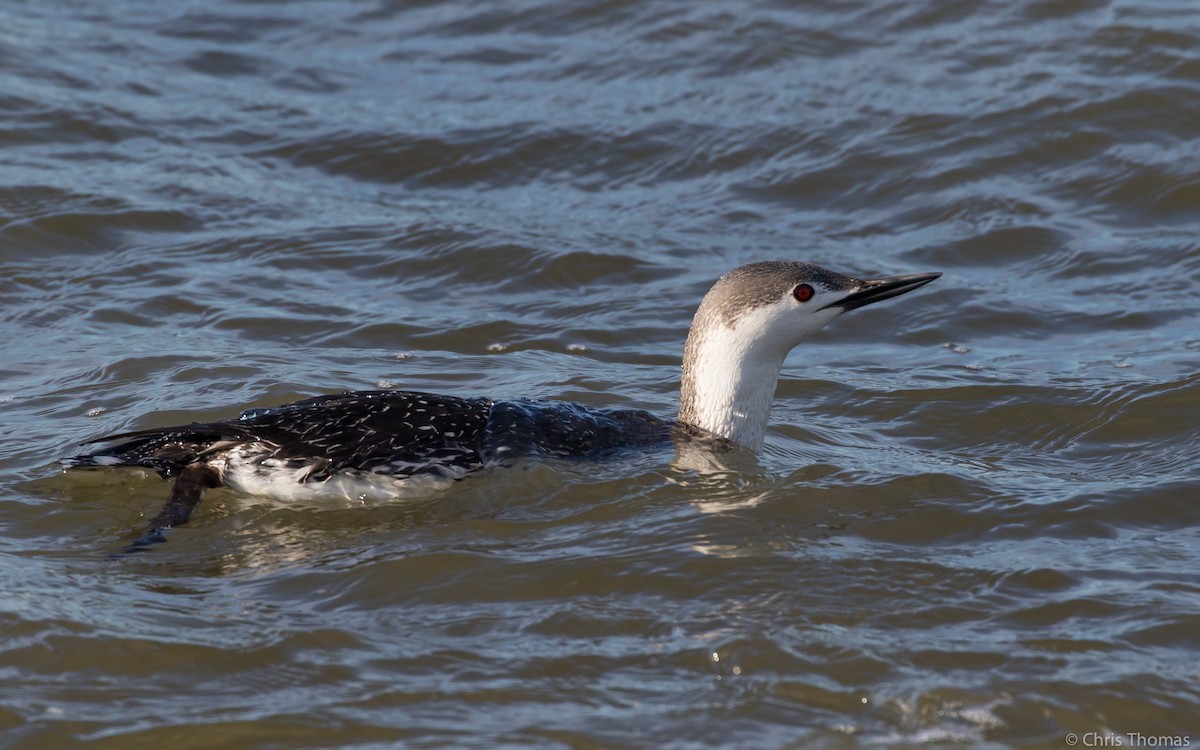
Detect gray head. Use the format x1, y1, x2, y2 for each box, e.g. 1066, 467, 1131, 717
679, 261, 940, 451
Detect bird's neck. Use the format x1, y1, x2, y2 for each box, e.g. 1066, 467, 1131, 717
678, 319, 787, 452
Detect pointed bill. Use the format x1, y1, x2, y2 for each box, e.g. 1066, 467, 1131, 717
823, 272, 942, 312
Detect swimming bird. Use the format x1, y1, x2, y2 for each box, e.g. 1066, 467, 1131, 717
68, 261, 939, 549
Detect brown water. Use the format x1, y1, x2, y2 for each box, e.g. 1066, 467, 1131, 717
2, 0, 1199, 747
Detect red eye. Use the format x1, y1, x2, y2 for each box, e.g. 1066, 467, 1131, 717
793, 284, 814, 302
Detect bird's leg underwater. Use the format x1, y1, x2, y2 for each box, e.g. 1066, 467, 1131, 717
122, 463, 223, 553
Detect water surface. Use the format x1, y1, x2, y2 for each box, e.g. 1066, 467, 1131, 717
2, 0, 1198, 746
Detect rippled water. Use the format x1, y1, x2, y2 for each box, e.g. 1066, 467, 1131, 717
3, 0, 1199, 746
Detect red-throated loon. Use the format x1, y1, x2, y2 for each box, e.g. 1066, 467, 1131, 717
67, 261, 939, 550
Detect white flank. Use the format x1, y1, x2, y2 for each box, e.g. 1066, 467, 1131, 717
218, 445, 466, 503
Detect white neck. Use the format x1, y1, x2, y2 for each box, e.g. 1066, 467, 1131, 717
678, 306, 791, 452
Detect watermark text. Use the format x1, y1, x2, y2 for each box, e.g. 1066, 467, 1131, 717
1065, 732, 1190, 748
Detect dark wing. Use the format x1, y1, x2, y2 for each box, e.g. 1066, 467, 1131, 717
70, 390, 494, 479
237, 390, 494, 479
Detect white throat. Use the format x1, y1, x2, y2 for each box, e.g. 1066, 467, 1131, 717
678, 298, 827, 452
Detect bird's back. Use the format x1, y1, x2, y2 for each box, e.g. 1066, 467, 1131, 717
70, 390, 682, 500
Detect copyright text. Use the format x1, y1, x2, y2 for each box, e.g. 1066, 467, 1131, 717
1065, 733, 1190, 748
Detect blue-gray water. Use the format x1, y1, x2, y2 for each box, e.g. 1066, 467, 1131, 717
2, 0, 1198, 747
